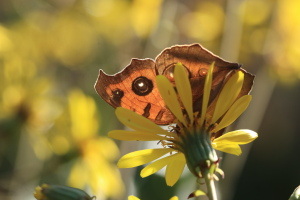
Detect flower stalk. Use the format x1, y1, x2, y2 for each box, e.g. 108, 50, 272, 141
203, 167, 218, 200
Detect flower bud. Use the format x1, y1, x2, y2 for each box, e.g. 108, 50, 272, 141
34, 184, 95, 200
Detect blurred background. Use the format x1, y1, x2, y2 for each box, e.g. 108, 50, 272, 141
0, 0, 300, 199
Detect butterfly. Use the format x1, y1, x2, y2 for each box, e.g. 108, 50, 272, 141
95, 44, 254, 125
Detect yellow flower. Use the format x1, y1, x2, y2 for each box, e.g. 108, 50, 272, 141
57, 90, 124, 198
0, 58, 60, 160
110, 63, 258, 186
50, 90, 124, 198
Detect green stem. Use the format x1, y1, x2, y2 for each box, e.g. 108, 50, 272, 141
203, 168, 218, 200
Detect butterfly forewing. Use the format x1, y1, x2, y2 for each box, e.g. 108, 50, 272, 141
95, 59, 175, 125
95, 43, 254, 125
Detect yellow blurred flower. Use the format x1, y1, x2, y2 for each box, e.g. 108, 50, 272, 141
0, 55, 60, 160
179, 2, 224, 41
110, 63, 257, 187
45, 12, 98, 67
130, 0, 163, 37
266, 0, 300, 83
0, 25, 12, 54
241, 0, 272, 26
50, 89, 124, 198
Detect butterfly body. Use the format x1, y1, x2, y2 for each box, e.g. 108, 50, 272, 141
95, 44, 254, 125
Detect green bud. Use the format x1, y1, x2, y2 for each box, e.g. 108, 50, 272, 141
34, 184, 96, 200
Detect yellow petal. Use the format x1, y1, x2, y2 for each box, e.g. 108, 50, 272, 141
200, 63, 214, 127
140, 153, 179, 178
156, 75, 187, 126
128, 195, 140, 200
165, 153, 186, 186
188, 190, 206, 198
212, 143, 242, 155
169, 196, 179, 200
117, 148, 173, 168
34, 185, 45, 200
174, 63, 194, 124
115, 107, 169, 135
108, 130, 169, 141
213, 129, 258, 145
214, 95, 252, 132
211, 71, 244, 124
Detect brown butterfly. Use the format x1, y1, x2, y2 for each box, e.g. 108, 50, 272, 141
95, 44, 254, 125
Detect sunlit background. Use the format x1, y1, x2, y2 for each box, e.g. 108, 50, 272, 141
0, 0, 300, 200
